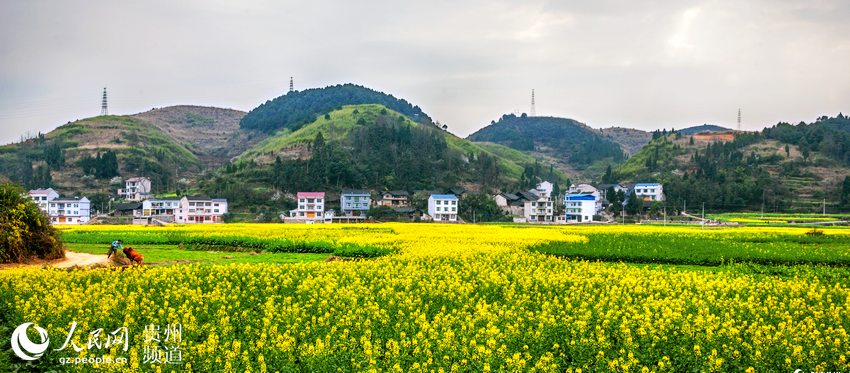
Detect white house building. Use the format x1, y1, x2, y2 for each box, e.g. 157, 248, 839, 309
119, 177, 151, 201
341, 190, 371, 217
534, 181, 554, 199
428, 194, 459, 222
48, 197, 91, 224
174, 196, 228, 224
133, 198, 181, 224
633, 183, 664, 202
523, 194, 554, 223
564, 193, 598, 223
27, 188, 59, 213
289, 192, 325, 222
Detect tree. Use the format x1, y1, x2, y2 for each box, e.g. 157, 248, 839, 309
785, 144, 790, 157
626, 191, 642, 216
0, 182, 64, 263
841, 176, 850, 211
601, 164, 615, 184
459, 193, 510, 222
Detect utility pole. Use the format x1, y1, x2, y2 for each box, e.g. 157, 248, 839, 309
702, 202, 705, 230
622, 204, 625, 225
823, 198, 826, 215
664, 205, 667, 226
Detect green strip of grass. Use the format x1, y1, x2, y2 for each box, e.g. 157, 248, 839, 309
66, 243, 330, 265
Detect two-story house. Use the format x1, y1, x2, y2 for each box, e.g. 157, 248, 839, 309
428, 194, 459, 222
341, 190, 371, 217
376, 191, 409, 207
133, 198, 181, 224
48, 197, 91, 224
119, 177, 151, 201
174, 196, 228, 224
633, 183, 664, 201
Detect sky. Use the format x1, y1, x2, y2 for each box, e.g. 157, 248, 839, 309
1, 0, 849, 145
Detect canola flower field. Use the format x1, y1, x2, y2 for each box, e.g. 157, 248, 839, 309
1, 223, 849, 372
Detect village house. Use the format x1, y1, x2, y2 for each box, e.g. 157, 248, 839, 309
113, 202, 142, 217
376, 190, 409, 207
119, 177, 151, 201
428, 194, 459, 222
289, 192, 326, 222
27, 188, 59, 213
175, 196, 228, 224
523, 194, 554, 223
340, 190, 371, 217
133, 198, 181, 224
564, 193, 598, 223
633, 183, 664, 202
47, 196, 91, 224
534, 181, 554, 199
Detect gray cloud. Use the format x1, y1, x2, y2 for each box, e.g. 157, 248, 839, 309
1, 0, 848, 144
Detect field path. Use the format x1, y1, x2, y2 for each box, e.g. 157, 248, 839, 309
52, 251, 111, 268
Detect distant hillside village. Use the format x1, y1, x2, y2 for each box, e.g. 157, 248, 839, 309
26, 175, 664, 225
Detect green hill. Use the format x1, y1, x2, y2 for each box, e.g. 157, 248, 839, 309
0, 115, 200, 197
615, 114, 850, 212
206, 104, 566, 209
240, 83, 431, 133
467, 114, 626, 180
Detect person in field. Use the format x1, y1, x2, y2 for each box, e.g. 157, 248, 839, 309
108, 240, 123, 258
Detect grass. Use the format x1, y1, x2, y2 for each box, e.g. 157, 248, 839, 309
239, 104, 407, 160
530, 229, 850, 267
67, 243, 330, 265
709, 212, 850, 225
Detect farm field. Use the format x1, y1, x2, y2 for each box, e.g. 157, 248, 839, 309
1, 223, 849, 372
709, 212, 850, 225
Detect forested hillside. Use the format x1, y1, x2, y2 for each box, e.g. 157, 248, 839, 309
468, 114, 626, 179
240, 84, 432, 133
615, 114, 850, 212
204, 105, 565, 211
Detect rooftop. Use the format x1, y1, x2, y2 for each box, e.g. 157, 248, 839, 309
297, 192, 326, 198
430, 194, 458, 200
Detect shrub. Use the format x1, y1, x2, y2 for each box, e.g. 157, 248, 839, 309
0, 182, 64, 263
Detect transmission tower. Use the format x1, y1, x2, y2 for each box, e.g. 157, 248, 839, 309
530, 89, 536, 117
101, 87, 108, 116
289, 77, 294, 93
737, 108, 741, 131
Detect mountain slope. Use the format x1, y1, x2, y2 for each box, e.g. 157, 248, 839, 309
0, 115, 201, 197
240, 83, 431, 133
133, 106, 263, 168
468, 114, 626, 180
598, 127, 652, 155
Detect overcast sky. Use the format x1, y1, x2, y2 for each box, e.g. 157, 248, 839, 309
1, 0, 849, 144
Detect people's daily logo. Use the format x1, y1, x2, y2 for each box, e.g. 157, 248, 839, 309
11, 322, 50, 361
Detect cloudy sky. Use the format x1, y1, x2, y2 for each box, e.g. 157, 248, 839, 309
1, 0, 848, 144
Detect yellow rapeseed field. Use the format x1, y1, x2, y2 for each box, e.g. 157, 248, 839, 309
1, 223, 848, 372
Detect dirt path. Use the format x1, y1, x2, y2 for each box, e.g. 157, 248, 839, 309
51, 251, 111, 268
